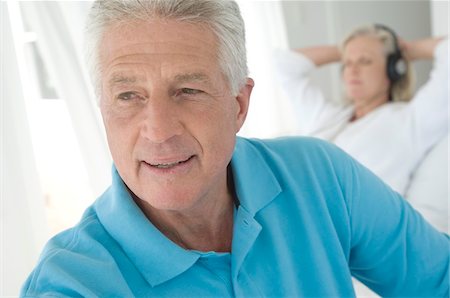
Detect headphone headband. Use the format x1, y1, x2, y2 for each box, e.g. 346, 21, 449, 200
374, 24, 401, 54
374, 23, 406, 84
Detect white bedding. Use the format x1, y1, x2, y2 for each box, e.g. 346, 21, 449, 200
405, 134, 449, 234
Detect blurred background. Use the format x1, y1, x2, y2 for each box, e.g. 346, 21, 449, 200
1, 1, 448, 296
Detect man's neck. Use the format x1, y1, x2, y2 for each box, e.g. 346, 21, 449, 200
132, 180, 236, 252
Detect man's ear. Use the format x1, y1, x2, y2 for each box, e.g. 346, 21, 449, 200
235, 78, 254, 132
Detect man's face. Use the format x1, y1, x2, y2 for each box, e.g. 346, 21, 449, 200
99, 19, 251, 212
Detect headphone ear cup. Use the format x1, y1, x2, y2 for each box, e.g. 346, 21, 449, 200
395, 58, 407, 77
387, 53, 405, 82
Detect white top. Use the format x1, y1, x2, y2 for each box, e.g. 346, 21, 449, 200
274, 39, 449, 195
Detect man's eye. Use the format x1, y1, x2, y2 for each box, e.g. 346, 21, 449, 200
181, 88, 202, 95
117, 92, 141, 101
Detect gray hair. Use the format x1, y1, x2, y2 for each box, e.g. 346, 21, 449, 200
341, 24, 415, 102
85, 0, 248, 99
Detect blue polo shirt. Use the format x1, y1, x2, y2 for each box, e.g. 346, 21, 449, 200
21, 137, 449, 297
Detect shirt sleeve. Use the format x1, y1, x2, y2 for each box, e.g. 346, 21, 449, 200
338, 148, 449, 297
272, 49, 348, 135
409, 38, 449, 157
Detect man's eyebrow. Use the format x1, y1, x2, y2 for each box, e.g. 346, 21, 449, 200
174, 73, 211, 84
108, 74, 141, 87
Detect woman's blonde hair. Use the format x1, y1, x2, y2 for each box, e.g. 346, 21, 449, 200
341, 24, 415, 102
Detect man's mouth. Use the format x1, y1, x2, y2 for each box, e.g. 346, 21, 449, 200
146, 156, 194, 169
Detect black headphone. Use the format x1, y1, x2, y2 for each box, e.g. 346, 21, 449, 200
375, 24, 407, 83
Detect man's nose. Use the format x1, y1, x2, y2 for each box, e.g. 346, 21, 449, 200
140, 93, 184, 144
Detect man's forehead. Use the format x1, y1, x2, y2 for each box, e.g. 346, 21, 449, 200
99, 19, 221, 85
100, 19, 218, 53
107, 71, 212, 87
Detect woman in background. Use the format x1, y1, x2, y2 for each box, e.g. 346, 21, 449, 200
274, 24, 449, 236
274, 24, 448, 198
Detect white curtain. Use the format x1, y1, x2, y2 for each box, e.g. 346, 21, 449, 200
1, 3, 48, 296
237, 1, 295, 138
2, 2, 110, 295
20, 1, 111, 197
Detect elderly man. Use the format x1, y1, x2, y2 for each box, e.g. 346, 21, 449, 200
22, 0, 448, 297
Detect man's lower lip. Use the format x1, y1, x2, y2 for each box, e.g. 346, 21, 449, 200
142, 156, 194, 173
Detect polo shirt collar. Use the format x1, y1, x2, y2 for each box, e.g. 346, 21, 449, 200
94, 167, 200, 287
231, 137, 282, 215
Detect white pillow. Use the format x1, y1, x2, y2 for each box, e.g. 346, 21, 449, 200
405, 134, 449, 234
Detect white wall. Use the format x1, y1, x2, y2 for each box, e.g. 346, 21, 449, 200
281, 1, 341, 102
431, 0, 449, 36
281, 0, 433, 102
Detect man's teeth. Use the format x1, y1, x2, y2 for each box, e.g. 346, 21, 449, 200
151, 160, 186, 169
147, 156, 192, 169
